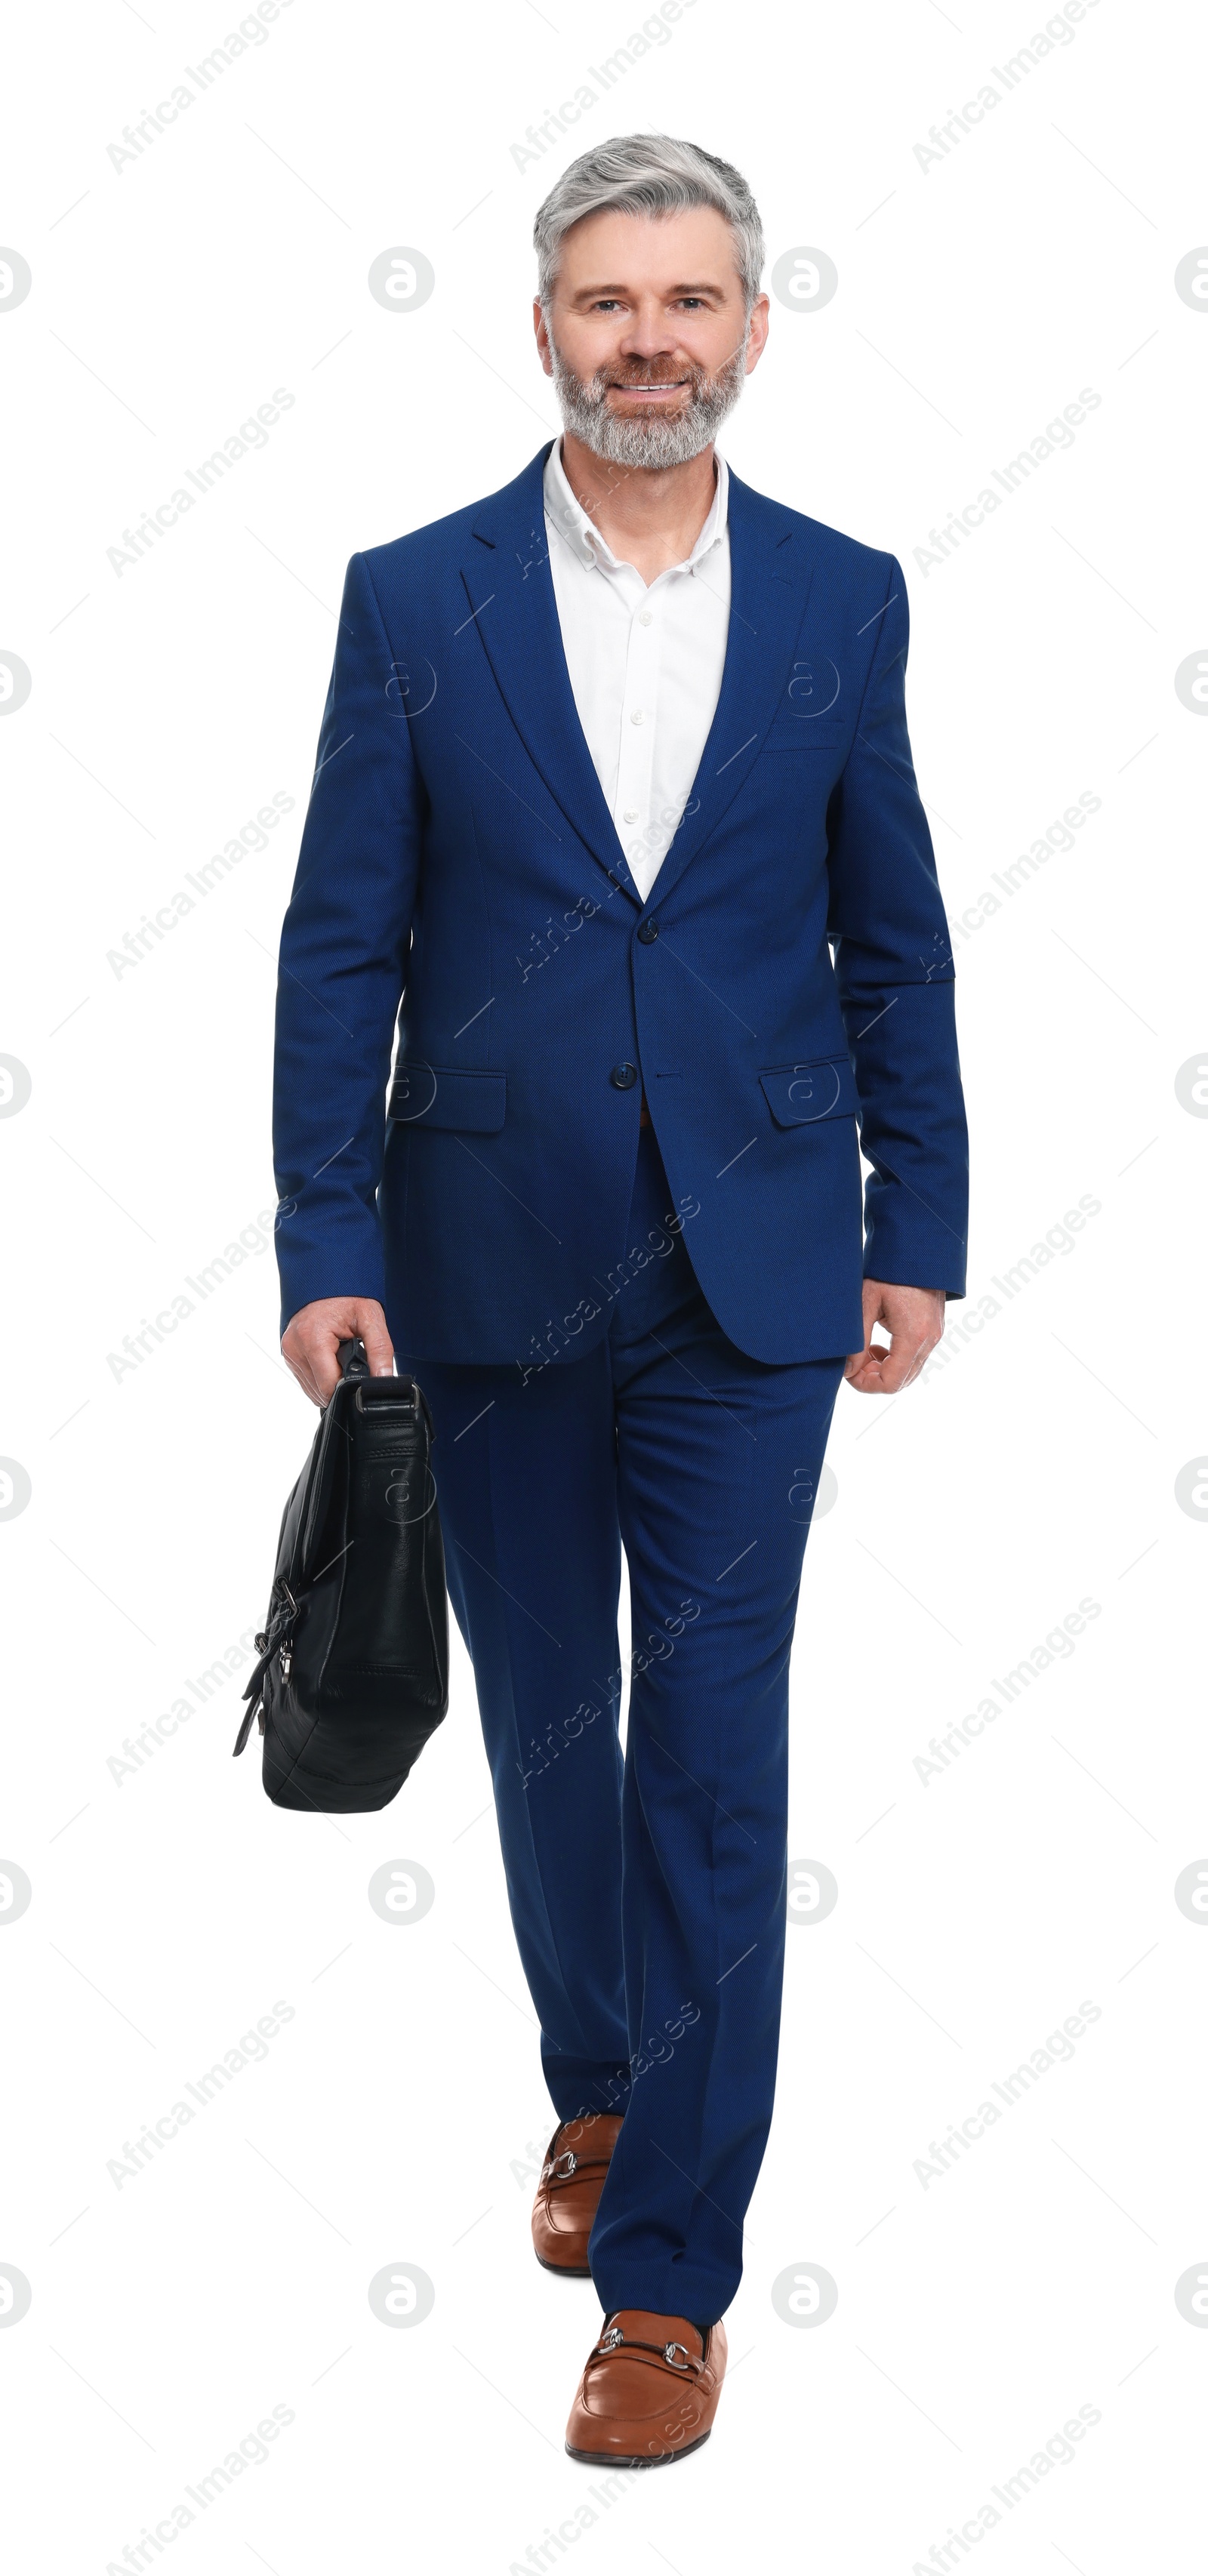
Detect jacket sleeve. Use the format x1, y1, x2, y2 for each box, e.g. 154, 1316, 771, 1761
825, 555, 969, 1297
272, 550, 423, 1335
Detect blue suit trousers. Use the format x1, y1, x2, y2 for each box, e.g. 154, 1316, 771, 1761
400, 1125, 844, 2325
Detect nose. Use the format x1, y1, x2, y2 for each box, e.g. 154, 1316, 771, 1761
617, 298, 685, 363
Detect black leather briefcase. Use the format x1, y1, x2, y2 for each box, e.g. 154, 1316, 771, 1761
235, 1339, 449, 1812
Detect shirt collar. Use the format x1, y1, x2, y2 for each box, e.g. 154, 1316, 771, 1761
544, 434, 729, 576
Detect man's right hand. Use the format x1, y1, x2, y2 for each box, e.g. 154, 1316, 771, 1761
281, 1296, 395, 1407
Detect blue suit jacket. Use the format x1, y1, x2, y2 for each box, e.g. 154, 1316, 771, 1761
273, 444, 968, 1369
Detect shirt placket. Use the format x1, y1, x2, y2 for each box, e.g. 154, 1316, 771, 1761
613, 569, 664, 887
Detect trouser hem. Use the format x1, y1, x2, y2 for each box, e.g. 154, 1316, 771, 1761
589, 2269, 733, 2328
544, 2066, 633, 2125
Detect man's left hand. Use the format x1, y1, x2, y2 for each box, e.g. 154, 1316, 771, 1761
844, 1280, 945, 1395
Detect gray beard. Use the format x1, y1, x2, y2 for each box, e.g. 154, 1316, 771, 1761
547, 334, 748, 470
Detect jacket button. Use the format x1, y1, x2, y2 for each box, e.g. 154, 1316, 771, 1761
636, 919, 659, 944
610, 1062, 639, 1089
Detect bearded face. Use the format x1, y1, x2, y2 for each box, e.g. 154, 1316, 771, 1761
547, 331, 750, 471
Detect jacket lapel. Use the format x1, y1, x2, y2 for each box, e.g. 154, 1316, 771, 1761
457, 447, 818, 912
458, 445, 640, 900
640, 468, 818, 914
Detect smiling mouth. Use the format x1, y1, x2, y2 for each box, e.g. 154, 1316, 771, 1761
608, 379, 690, 396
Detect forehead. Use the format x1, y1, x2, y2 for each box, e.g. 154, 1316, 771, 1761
553, 202, 741, 294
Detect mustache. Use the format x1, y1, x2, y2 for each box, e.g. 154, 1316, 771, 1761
582, 359, 712, 403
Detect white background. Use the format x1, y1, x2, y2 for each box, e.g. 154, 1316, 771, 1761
2, 1, 1206, 2568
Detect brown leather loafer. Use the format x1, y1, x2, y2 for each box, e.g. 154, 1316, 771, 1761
531, 2113, 624, 2276
565, 2310, 727, 2465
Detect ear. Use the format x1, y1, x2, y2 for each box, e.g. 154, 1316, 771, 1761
744, 293, 772, 373
533, 299, 555, 377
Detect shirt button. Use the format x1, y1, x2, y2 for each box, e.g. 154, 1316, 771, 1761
637, 920, 659, 944
623, 809, 639, 824
630, 709, 644, 726
638, 609, 653, 626
610, 1062, 639, 1090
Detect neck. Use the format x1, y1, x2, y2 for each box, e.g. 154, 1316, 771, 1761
556, 432, 718, 584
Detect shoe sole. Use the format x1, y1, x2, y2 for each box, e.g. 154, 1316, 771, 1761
535, 2251, 593, 2278
565, 2430, 712, 2468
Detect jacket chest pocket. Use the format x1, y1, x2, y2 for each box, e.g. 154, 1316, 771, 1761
761, 720, 847, 752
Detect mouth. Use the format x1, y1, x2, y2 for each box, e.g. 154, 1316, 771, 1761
606, 380, 691, 402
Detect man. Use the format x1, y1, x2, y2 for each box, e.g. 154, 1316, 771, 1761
273, 133, 967, 2466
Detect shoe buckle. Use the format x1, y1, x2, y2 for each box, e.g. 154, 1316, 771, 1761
599, 2325, 624, 2350
663, 2340, 691, 2369
549, 2149, 578, 2180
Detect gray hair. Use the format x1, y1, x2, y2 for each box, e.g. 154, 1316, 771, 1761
533, 132, 764, 313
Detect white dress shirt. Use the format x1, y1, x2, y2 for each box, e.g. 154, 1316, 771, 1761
543, 436, 731, 903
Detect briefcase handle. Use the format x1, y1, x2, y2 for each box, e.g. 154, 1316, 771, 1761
335, 1337, 434, 1441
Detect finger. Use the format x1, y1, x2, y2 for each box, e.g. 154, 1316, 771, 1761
901, 1335, 941, 1391
307, 1333, 344, 1406
851, 1331, 916, 1394
282, 1342, 322, 1407
877, 1335, 928, 1394
356, 1302, 396, 1378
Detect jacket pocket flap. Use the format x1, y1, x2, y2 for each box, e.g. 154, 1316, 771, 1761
760, 1055, 858, 1127
388, 1065, 507, 1132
